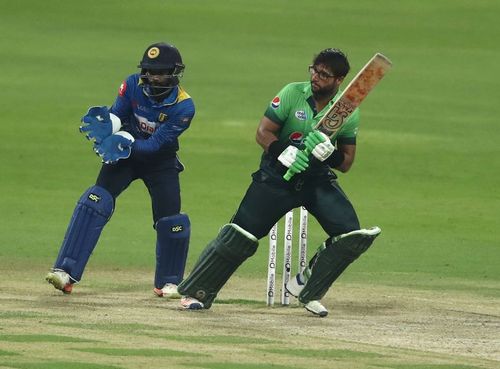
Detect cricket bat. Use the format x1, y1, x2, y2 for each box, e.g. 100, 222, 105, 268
284, 52, 392, 181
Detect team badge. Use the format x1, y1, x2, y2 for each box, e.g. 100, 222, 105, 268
271, 96, 280, 109
119, 81, 127, 96
158, 113, 168, 122
147, 47, 160, 59
295, 110, 307, 121
289, 131, 304, 145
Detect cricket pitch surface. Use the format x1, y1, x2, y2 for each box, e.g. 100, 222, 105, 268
0, 270, 498, 369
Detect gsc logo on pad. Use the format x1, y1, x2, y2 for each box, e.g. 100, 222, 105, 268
88, 193, 101, 202
171, 225, 183, 233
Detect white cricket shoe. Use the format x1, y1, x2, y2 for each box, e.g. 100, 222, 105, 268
285, 273, 305, 297
45, 269, 73, 294
180, 296, 204, 310
153, 283, 181, 299
304, 300, 328, 317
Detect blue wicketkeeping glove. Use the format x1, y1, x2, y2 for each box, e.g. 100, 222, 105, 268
94, 132, 135, 164
80, 106, 121, 144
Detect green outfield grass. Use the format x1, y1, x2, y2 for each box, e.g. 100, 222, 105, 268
1, 0, 498, 282
0, 1, 499, 368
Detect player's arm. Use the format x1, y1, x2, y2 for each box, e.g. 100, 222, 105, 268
110, 78, 134, 122
134, 99, 195, 155
257, 116, 309, 174
133, 112, 193, 154
335, 143, 355, 173
256, 116, 282, 152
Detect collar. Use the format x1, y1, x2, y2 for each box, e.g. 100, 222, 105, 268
303, 82, 341, 114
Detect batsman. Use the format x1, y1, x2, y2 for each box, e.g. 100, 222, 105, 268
178, 48, 382, 316
46, 42, 194, 299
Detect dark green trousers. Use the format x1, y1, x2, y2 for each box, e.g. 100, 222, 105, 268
231, 167, 360, 240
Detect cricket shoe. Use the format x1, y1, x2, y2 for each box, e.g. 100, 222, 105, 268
304, 300, 328, 317
153, 283, 181, 299
180, 296, 204, 310
45, 269, 73, 294
285, 273, 305, 297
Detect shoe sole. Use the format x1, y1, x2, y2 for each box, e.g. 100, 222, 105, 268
46, 274, 72, 294
183, 303, 204, 310
305, 305, 328, 317
180, 298, 204, 310
153, 288, 181, 299
153, 288, 164, 297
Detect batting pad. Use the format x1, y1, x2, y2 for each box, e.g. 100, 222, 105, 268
177, 223, 258, 309
54, 186, 114, 282
299, 227, 381, 303
154, 213, 190, 288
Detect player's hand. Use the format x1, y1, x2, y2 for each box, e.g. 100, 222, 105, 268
277, 145, 309, 174
94, 131, 135, 164
304, 130, 335, 162
80, 106, 121, 144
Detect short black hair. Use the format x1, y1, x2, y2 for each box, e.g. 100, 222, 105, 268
313, 48, 350, 78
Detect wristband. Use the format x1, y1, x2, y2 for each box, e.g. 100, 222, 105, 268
268, 140, 290, 159
324, 149, 345, 168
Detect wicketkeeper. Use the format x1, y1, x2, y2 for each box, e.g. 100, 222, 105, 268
46, 42, 195, 298
178, 48, 381, 316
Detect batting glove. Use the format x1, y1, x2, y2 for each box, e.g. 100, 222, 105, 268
94, 131, 135, 164
80, 106, 121, 144
277, 145, 309, 173
304, 130, 335, 162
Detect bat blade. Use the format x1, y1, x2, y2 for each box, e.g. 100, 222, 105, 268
283, 53, 392, 181
316, 53, 392, 138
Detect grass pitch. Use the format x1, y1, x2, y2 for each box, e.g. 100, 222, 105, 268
1, 271, 498, 369
0, 0, 499, 368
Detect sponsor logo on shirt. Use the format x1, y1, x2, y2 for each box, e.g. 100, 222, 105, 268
119, 81, 127, 96
271, 96, 280, 109
134, 113, 158, 135
295, 110, 307, 121
289, 131, 304, 145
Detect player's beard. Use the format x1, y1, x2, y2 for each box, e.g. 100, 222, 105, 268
311, 81, 338, 101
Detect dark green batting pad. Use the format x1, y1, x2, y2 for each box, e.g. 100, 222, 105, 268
299, 228, 380, 303
178, 224, 258, 308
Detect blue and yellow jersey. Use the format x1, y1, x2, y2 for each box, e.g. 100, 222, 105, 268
110, 74, 195, 156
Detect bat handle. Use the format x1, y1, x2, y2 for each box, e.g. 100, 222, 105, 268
283, 148, 311, 181
283, 170, 294, 181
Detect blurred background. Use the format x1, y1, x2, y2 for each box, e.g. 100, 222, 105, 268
1, 0, 498, 290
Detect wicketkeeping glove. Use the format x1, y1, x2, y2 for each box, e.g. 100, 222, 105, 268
80, 106, 122, 144
94, 131, 135, 164
304, 130, 336, 162
277, 145, 309, 175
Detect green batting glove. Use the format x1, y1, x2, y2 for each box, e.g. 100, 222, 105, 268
277, 145, 310, 173
304, 130, 326, 152
304, 130, 336, 162
290, 149, 310, 172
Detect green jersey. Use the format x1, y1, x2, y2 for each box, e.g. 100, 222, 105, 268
264, 82, 360, 148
